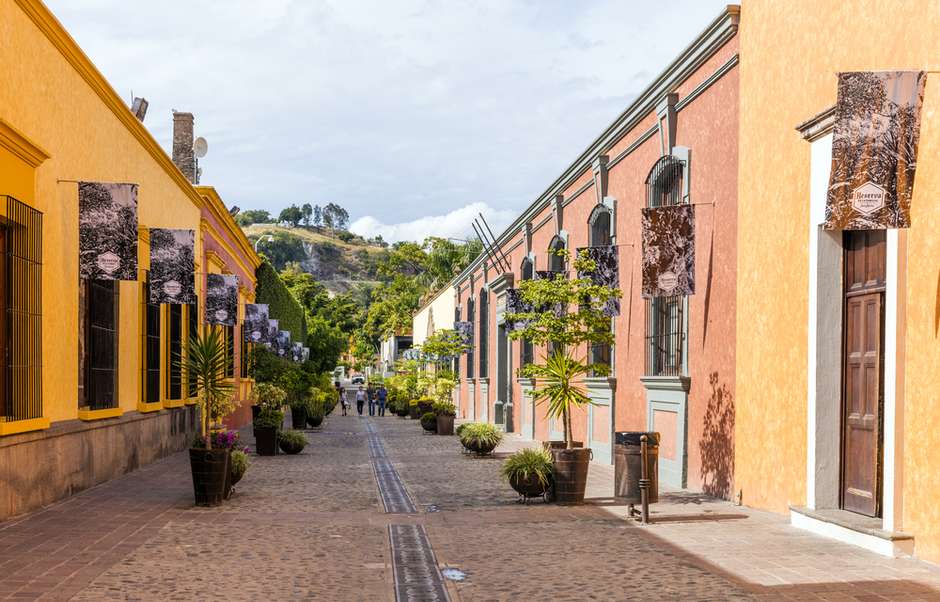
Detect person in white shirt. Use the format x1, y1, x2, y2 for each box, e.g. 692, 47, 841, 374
356, 386, 367, 416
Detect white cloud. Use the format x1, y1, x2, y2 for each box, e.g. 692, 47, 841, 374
350, 202, 515, 244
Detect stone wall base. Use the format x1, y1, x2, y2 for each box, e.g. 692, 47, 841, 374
0, 407, 198, 520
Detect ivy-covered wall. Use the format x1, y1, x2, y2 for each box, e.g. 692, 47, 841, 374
255, 261, 307, 343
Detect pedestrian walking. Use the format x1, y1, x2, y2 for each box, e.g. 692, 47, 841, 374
356, 386, 366, 416
367, 384, 376, 416
338, 384, 348, 416
377, 385, 387, 417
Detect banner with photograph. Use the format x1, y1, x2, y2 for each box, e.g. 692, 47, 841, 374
149, 228, 195, 304
505, 288, 535, 331
302, 347, 310, 362
243, 304, 270, 343
454, 321, 473, 349
825, 71, 926, 230
641, 204, 695, 298
292, 342, 303, 363
206, 274, 238, 325
79, 182, 138, 280
277, 330, 291, 357
265, 319, 279, 349
577, 246, 620, 317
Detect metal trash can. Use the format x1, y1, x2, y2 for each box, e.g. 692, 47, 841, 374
614, 432, 659, 505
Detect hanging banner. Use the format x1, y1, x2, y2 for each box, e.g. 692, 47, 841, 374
79, 182, 138, 280
265, 319, 279, 349
505, 288, 535, 331
641, 204, 695, 298
149, 228, 195, 304
277, 330, 291, 357
825, 71, 926, 230
206, 274, 238, 325
302, 347, 310, 362
292, 342, 304, 363
535, 270, 564, 281
243, 304, 270, 343
454, 321, 473, 349
577, 246, 620, 317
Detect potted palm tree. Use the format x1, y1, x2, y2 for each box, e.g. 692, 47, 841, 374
184, 328, 236, 506
506, 249, 620, 504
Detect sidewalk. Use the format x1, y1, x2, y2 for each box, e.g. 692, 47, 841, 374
499, 431, 940, 600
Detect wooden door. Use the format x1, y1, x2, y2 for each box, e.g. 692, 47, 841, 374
841, 230, 885, 517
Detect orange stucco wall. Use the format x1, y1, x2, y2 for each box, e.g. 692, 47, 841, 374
735, 0, 940, 563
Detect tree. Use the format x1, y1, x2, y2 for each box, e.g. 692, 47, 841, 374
235, 209, 272, 226
278, 205, 303, 228
255, 231, 305, 270
301, 203, 313, 227
312, 205, 323, 228
322, 203, 349, 233
506, 249, 620, 449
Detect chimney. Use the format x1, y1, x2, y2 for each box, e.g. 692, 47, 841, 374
172, 111, 198, 183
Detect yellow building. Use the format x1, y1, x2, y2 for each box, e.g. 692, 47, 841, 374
736, 0, 940, 561
0, 0, 258, 519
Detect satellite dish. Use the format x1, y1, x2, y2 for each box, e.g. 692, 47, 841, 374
193, 137, 208, 158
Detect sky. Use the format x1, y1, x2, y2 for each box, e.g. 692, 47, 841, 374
46, 0, 730, 243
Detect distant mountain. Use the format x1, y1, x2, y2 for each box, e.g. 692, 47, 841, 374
242, 224, 390, 294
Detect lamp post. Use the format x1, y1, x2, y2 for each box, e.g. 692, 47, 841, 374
254, 234, 274, 253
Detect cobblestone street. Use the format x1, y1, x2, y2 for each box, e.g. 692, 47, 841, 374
2, 415, 940, 600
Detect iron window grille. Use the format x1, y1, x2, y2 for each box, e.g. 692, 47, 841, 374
142, 275, 161, 403
478, 290, 488, 378
224, 325, 234, 378
1, 196, 42, 423
644, 155, 687, 377
466, 297, 474, 379
167, 303, 182, 400
83, 278, 118, 410
187, 298, 198, 398
588, 205, 613, 373
454, 305, 461, 377
520, 258, 534, 367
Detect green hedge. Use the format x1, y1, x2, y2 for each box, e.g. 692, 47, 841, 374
255, 261, 307, 343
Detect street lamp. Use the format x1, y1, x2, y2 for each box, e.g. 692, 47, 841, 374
254, 234, 274, 253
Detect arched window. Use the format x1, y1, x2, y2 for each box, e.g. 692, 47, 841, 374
548, 236, 566, 272
520, 257, 534, 366
466, 296, 475, 379
588, 205, 612, 247
478, 289, 489, 377
644, 155, 686, 376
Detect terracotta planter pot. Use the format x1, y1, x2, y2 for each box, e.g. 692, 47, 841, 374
509, 473, 551, 500
436, 414, 455, 435
254, 427, 279, 456
307, 414, 324, 428
290, 407, 308, 430
551, 448, 592, 504
189, 448, 230, 506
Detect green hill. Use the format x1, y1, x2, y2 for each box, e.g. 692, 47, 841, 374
242, 224, 389, 294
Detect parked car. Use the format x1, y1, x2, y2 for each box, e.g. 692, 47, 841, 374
350, 375, 365, 385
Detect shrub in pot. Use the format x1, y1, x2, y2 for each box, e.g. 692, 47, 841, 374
501, 448, 554, 501
416, 398, 434, 415
420, 412, 438, 432
253, 407, 283, 456
459, 422, 503, 456
230, 449, 250, 486
289, 399, 308, 430
183, 329, 236, 506
278, 429, 308, 454
408, 399, 421, 419
433, 401, 456, 435
306, 391, 327, 428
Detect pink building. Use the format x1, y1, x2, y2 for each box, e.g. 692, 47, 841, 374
455, 6, 739, 496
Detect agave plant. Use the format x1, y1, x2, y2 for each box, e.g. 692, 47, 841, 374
459, 422, 504, 455
182, 328, 235, 450
501, 447, 554, 487
528, 351, 593, 450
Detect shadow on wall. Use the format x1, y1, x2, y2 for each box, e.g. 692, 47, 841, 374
700, 371, 734, 499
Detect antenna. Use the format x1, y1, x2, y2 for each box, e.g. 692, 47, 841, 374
471, 221, 498, 273
193, 137, 208, 158
478, 213, 511, 272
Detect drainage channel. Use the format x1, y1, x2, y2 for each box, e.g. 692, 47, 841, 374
365, 419, 451, 602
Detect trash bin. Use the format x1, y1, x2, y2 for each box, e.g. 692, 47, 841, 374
613, 432, 659, 505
